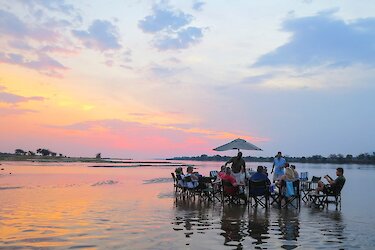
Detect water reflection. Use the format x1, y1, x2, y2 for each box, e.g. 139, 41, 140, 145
172, 198, 220, 239
247, 208, 270, 246
308, 209, 346, 247
276, 210, 300, 249
278, 210, 300, 241
220, 205, 247, 248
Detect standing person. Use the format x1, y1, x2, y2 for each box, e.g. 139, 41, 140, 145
271, 151, 286, 183
224, 151, 246, 184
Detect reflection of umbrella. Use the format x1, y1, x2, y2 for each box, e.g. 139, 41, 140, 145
213, 138, 262, 152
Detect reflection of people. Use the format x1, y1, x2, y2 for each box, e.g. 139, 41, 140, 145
248, 209, 270, 245
316, 167, 346, 194
278, 210, 300, 242
220, 205, 247, 247
225, 152, 246, 183
271, 151, 286, 182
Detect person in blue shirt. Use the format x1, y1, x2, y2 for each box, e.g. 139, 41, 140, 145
249, 166, 271, 196
271, 151, 286, 183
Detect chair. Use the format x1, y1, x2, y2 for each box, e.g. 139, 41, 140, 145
171, 173, 178, 193
210, 170, 219, 179
300, 172, 308, 181
301, 176, 321, 203
221, 180, 245, 204
196, 176, 219, 201
280, 180, 300, 209
309, 179, 345, 209
248, 179, 270, 208
182, 175, 199, 197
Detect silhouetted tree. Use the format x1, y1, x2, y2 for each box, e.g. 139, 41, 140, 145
15, 149, 26, 155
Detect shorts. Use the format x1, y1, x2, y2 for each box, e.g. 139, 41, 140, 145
323, 185, 334, 194
273, 172, 283, 182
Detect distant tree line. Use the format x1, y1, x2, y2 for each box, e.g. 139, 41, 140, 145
168, 152, 375, 165
12, 148, 64, 157
1, 149, 103, 159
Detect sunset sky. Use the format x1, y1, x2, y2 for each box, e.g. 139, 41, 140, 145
1, 0, 375, 159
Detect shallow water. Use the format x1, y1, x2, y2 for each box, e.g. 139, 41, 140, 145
0, 161, 374, 249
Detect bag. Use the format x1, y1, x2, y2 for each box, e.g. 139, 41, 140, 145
285, 181, 295, 197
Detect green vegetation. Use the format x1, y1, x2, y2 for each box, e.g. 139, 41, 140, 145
168, 152, 375, 165
0, 148, 106, 162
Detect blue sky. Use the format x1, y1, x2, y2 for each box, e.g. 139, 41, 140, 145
0, 0, 374, 158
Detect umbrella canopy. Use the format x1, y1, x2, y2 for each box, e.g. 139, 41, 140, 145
213, 138, 262, 151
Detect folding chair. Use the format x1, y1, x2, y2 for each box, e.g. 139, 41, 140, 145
248, 179, 270, 208
182, 175, 199, 198
171, 173, 178, 193
221, 180, 245, 204
301, 176, 321, 203
281, 180, 300, 209
210, 170, 219, 179
197, 176, 218, 201
300, 172, 308, 181
310, 180, 345, 209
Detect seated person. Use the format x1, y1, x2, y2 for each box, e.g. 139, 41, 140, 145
262, 166, 269, 176
290, 165, 299, 179
277, 163, 297, 197
221, 167, 247, 201
249, 166, 271, 196
182, 166, 199, 189
174, 167, 184, 187
316, 167, 346, 195
212, 165, 226, 183
279, 163, 296, 182
175, 167, 183, 175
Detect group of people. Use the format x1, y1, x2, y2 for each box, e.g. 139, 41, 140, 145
175, 166, 201, 189
219, 150, 346, 198
174, 150, 346, 201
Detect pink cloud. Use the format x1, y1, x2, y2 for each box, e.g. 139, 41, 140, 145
0, 52, 68, 77
0, 88, 46, 104
43, 119, 265, 158
0, 107, 37, 116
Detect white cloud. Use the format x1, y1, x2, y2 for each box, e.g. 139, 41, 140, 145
72, 20, 122, 51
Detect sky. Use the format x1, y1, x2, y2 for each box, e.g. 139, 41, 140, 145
1, 0, 375, 159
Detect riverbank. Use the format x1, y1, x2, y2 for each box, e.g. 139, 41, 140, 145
0, 154, 117, 163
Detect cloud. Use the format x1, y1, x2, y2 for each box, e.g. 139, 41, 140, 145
192, 1, 205, 11
139, 3, 204, 50
73, 20, 122, 51
253, 11, 375, 68
22, 0, 75, 15
138, 5, 192, 33
0, 106, 37, 116
0, 91, 45, 104
150, 64, 189, 77
0, 9, 58, 41
240, 73, 276, 85
0, 52, 68, 77
154, 26, 203, 50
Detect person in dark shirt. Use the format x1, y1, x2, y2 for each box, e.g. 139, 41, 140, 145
225, 151, 245, 173
249, 166, 271, 196
316, 167, 346, 194
225, 151, 246, 184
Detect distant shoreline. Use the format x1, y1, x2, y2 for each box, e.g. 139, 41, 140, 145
2, 153, 375, 165
167, 153, 375, 165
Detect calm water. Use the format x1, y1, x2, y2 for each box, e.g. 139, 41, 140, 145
0, 160, 374, 249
